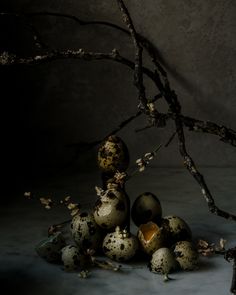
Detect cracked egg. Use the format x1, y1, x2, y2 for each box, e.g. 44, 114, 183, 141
137, 221, 166, 255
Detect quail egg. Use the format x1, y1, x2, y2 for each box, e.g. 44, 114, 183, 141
137, 221, 166, 255
102, 226, 139, 262
61, 245, 82, 271
97, 135, 129, 174
35, 232, 66, 263
150, 247, 178, 274
94, 183, 128, 230
173, 241, 199, 270
162, 215, 192, 245
131, 192, 162, 227
71, 212, 102, 252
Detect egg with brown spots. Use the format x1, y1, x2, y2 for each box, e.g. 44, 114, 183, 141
150, 247, 178, 274
102, 226, 139, 262
35, 232, 66, 263
173, 241, 199, 270
61, 245, 82, 271
71, 212, 103, 252
97, 135, 129, 174
94, 183, 128, 230
162, 215, 192, 245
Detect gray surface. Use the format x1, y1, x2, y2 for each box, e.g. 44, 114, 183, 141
2, 0, 236, 178
1, 168, 235, 295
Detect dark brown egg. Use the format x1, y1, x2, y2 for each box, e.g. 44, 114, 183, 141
131, 192, 162, 227
97, 135, 129, 174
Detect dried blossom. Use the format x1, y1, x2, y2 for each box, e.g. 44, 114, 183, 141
0, 51, 15, 65
135, 145, 162, 172
60, 195, 72, 205
197, 239, 215, 257
220, 239, 227, 250
197, 239, 227, 257
95, 186, 104, 197
113, 171, 127, 185
79, 270, 90, 279
65, 196, 71, 202
147, 102, 156, 113
67, 203, 77, 210
39, 197, 53, 209
48, 224, 62, 236
67, 202, 80, 217
24, 192, 32, 199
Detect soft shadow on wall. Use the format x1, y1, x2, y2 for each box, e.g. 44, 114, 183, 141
1, 0, 236, 197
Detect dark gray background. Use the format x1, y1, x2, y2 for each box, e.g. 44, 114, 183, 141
0, 3, 235, 294
1, 0, 236, 193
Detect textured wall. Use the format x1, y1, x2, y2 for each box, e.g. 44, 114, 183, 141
1, 0, 236, 187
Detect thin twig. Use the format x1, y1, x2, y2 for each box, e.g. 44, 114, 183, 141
116, 0, 147, 111
1, 12, 235, 147
66, 111, 142, 157
164, 131, 177, 147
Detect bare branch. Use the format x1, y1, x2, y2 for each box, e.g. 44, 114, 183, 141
1, 4, 236, 225
175, 117, 236, 221
116, 0, 147, 111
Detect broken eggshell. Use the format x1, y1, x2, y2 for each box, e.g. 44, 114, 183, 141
150, 247, 178, 275
35, 232, 66, 263
61, 245, 81, 271
102, 226, 139, 262
137, 221, 166, 255
97, 135, 129, 174
173, 241, 199, 270
93, 183, 128, 230
71, 212, 102, 252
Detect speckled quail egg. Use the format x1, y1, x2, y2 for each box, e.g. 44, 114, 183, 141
97, 135, 129, 174
162, 215, 192, 245
131, 192, 162, 227
94, 183, 128, 230
137, 221, 167, 255
150, 247, 178, 274
61, 245, 81, 271
35, 232, 66, 263
173, 241, 199, 270
102, 226, 139, 262
71, 212, 102, 252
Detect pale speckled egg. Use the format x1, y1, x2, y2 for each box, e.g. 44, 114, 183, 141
173, 241, 199, 270
162, 215, 192, 245
150, 247, 178, 274
35, 232, 66, 263
71, 212, 103, 252
61, 245, 81, 271
97, 135, 129, 174
131, 192, 162, 227
137, 221, 167, 255
102, 227, 139, 262
94, 186, 128, 230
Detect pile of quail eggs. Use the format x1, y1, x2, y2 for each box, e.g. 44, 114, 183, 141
36, 135, 199, 278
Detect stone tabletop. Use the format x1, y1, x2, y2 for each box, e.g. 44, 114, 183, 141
1, 168, 235, 295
